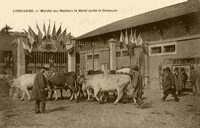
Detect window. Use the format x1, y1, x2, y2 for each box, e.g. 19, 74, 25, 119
87, 54, 99, 60
94, 54, 99, 59
149, 42, 177, 56
164, 45, 175, 53
87, 55, 92, 60
151, 47, 162, 54
122, 51, 128, 56
116, 51, 121, 57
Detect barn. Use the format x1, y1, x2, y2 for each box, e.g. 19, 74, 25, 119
76, 0, 200, 90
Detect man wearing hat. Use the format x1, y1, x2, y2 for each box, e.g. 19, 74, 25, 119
190, 66, 198, 95
174, 67, 183, 96
162, 67, 179, 102
31, 64, 51, 114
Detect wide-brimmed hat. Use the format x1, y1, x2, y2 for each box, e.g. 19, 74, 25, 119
41, 64, 50, 70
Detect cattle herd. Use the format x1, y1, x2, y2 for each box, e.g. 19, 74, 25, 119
9, 68, 141, 105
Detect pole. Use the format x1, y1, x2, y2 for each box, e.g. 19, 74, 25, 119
92, 42, 94, 70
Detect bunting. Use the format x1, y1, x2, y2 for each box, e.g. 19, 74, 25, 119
20, 22, 73, 53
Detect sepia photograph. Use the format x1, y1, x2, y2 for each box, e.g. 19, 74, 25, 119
0, 0, 200, 128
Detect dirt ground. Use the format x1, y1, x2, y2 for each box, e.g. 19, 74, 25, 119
0, 80, 200, 128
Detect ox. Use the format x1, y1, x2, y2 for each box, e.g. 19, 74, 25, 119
79, 74, 135, 104
9, 74, 36, 101
47, 72, 79, 101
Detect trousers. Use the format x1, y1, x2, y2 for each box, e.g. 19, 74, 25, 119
35, 99, 46, 113
162, 89, 179, 102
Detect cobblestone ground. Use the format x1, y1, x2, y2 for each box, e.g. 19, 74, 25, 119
0, 88, 200, 128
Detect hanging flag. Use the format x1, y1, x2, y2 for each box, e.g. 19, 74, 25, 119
52, 22, 57, 39
36, 23, 43, 43
133, 30, 137, 45
119, 31, 124, 49
56, 24, 62, 38
21, 37, 32, 57
57, 29, 66, 45
65, 33, 73, 54
28, 26, 37, 40
136, 33, 143, 46
47, 20, 51, 39
124, 29, 129, 45
43, 23, 47, 39
28, 26, 37, 47
129, 29, 134, 44
127, 29, 136, 57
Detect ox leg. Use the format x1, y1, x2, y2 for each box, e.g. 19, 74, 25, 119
113, 89, 123, 105
50, 90, 54, 100
133, 98, 137, 104
60, 89, 64, 99
86, 89, 91, 101
21, 92, 25, 101
9, 87, 13, 97
24, 89, 31, 101
69, 89, 74, 101
93, 88, 100, 102
54, 89, 58, 101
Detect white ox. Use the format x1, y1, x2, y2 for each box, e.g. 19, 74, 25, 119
9, 74, 36, 101
81, 74, 133, 105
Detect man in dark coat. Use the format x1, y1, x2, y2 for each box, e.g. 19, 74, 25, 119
31, 65, 50, 114
190, 66, 198, 95
174, 67, 183, 96
162, 67, 179, 102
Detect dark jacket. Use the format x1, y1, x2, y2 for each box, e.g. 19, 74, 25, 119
31, 72, 48, 100
190, 70, 197, 83
163, 73, 175, 93
174, 73, 183, 91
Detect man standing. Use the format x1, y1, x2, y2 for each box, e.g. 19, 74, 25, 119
174, 67, 183, 96
190, 66, 198, 95
31, 65, 50, 114
180, 68, 188, 90
162, 67, 179, 102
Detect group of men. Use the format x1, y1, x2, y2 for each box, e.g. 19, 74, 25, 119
162, 65, 199, 102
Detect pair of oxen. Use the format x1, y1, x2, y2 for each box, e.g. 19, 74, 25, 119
9, 68, 141, 105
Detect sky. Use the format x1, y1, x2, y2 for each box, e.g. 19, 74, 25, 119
0, 0, 187, 37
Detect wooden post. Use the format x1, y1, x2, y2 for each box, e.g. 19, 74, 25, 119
108, 38, 116, 70
17, 36, 25, 77
68, 40, 76, 72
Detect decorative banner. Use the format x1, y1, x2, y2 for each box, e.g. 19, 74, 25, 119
38, 39, 58, 52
